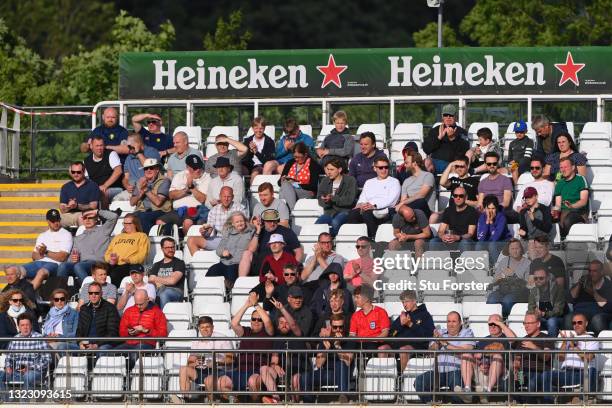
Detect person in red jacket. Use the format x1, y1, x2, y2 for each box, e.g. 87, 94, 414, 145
118, 289, 168, 366
259, 234, 298, 285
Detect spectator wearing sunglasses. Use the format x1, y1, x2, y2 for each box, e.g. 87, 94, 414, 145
0, 289, 39, 349
542, 312, 599, 404
439, 157, 480, 208
344, 237, 376, 288
59, 161, 100, 227
512, 158, 555, 212
131, 112, 173, 157
259, 264, 312, 313
527, 267, 565, 337
430, 186, 478, 251
423, 104, 469, 174
477, 152, 513, 213
41, 288, 79, 350
346, 156, 400, 239
75, 281, 120, 351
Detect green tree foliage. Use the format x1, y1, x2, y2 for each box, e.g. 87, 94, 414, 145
203, 10, 252, 51
412, 22, 464, 48
0, 0, 116, 60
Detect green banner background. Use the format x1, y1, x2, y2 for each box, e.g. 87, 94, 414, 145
119, 47, 611, 99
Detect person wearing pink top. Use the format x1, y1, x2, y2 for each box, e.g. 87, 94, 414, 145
343, 236, 375, 288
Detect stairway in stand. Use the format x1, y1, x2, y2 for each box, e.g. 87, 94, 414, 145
0, 181, 63, 289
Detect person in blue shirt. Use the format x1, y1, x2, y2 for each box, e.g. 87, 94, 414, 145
131, 112, 174, 158
263, 118, 314, 175
80, 107, 129, 158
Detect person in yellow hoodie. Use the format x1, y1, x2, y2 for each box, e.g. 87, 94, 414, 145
104, 213, 150, 286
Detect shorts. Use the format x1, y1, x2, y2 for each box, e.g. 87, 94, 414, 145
195, 367, 228, 385
227, 369, 259, 391
22, 261, 59, 279
60, 212, 82, 227
359, 341, 388, 351
204, 236, 222, 250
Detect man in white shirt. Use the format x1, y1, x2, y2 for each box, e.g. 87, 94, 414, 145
346, 156, 400, 239
115, 265, 156, 314
206, 157, 245, 208
542, 312, 599, 403
175, 316, 234, 403
513, 157, 555, 212
5, 209, 72, 290
169, 154, 211, 232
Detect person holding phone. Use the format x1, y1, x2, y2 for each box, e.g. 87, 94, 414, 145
552, 157, 589, 238
279, 142, 323, 210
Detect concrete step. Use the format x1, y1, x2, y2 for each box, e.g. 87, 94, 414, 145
0, 246, 31, 267
0, 223, 48, 235
0, 196, 59, 209
0, 210, 48, 221
0, 182, 63, 194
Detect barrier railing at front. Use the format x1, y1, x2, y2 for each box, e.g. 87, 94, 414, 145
0, 336, 610, 404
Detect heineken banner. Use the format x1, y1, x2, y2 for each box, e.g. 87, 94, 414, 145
119, 47, 611, 99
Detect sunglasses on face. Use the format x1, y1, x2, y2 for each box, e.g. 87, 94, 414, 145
442, 114, 454, 118
10, 298, 23, 303
454, 165, 466, 169
53, 297, 66, 302
375, 166, 389, 170
331, 325, 344, 329
83, 216, 98, 221
70, 170, 83, 174
485, 162, 498, 167
88, 291, 101, 295
488, 323, 498, 327
356, 244, 369, 249
284, 272, 297, 277
572, 320, 584, 325
251, 317, 263, 322
452, 194, 465, 198
146, 120, 160, 125
530, 166, 542, 170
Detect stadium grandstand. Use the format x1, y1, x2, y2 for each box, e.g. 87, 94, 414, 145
0, 46, 611, 405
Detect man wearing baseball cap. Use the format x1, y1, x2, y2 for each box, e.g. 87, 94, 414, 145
5, 209, 72, 290
518, 187, 552, 240
169, 153, 212, 231
116, 264, 156, 314
130, 158, 177, 233
423, 104, 469, 174
508, 120, 534, 180
205, 134, 248, 177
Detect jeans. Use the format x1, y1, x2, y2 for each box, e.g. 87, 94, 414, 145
23, 261, 58, 279
207, 262, 239, 284
57, 260, 96, 286
0, 369, 45, 401
540, 317, 562, 337
300, 360, 351, 402
475, 239, 508, 266
156, 286, 184, 308
542, 367, 598, 403
135, 210, 167, 234
515, 371, 545, 403
486, 291, 517, 317
415, 369, 463, 403
316, 212, 349, 236
429, 237, 474, 251
432, 159, 450, 174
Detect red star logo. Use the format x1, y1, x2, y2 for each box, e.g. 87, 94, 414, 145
554, 51, 586, 86
317, 54, 348, 88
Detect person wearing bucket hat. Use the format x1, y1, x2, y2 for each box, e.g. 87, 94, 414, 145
238, 208, 302, 278
205, 134, 248, 177
507, 120, 535, 179
423, 104, 469, 174
241, 116, 276, 178
169, 153, 212, 232
4, 208, 73, 291
205, 156, 245, 208
518, 187, 552, 240
130, 157, 177, 233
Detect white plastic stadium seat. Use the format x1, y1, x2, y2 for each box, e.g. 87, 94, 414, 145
163, 302, 192, 331
426, 302, 461, 326
187, 250, 220, 287
53, 356, 88, 398
208, 125, 240, 140
392, 123, 423, 142
165, 329, 197, 393
462, 303, 502, 323
130, 356, 165, 400
357, 123, 386, 145
291, 199, 324, 234
364, 357, 397, 401
401, 357, 435, 401
192, 301, 231, 329
174, 126, 203, 151
192, 276, 226, 304
599, 330, 612, 400
467, 122, 499, 144
375, 224, 395, 242
247, 125, 275, 139
336, 224, 368, 243
335, 242, 358, 261
564, 224, 598, 244
298, 224, 330, 243
91, 356, 128, 400
250, 174, 281, 193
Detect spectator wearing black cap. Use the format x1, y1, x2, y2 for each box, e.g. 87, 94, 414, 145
5, 209, 72, 291
349, 132, 388, 188
518, 187, 552, 240
116, 264, 156, 314
423, 105, 469, 174
272, 285, 313, 336
258, 263, 312, 314
205, 134, 248, 177
206, 156, 245, 208
169, 154, 212, 232
131, 112, 173, 157
239, 209, 303, 277
130, 158, 177, 233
